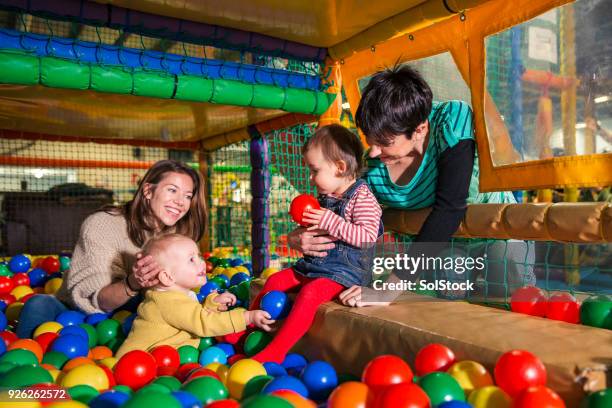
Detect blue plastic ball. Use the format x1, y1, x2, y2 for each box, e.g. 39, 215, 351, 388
261, 291, 292, 320
48, 272, 62, 279
8, 255, 30, 274
229, 272, 250, 287
198, 282, 220, 299
300, 361, 338, 400
59, 325, 89, 340
50, 333, 89, 359
198, 346, 227, 366
215, 342, 235, 358
0, 312, 7, 331
85, 313, 110, 326
89, 390, 131, 408
264, 362, 287, 377
229, 258, 243, 267
28, 268, 48, 287
243, 263, 252, 273
438, 402, 473, 408
282, 353, 308, 376
122, 313, 137, 335
0, 336, 6, 356
262, 376, 309, 398
0, 302, 6, 313
171, 391, 201, 408
56, 310, 86, 327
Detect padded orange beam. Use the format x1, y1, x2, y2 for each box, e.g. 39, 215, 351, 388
0, 156, 154, 170
522, 69, 578, 90
255, 113, 318, 134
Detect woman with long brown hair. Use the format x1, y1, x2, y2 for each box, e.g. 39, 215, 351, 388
17, 160, 207, 338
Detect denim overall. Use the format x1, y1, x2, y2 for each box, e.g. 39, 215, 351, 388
293, 179, 384, 287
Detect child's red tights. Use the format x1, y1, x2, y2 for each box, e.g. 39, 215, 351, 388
249, 267, 344, 364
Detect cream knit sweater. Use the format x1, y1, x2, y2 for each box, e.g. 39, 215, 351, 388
56, 211, 141, 314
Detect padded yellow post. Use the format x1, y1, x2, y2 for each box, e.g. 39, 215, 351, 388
317, 58, 342, 128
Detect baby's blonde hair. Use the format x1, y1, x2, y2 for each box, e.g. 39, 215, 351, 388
142, 233, 192, 266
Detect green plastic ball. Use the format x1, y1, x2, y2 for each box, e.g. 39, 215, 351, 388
241, 395, 293, 408
0, 348, 39, 366
181, 376, 228, 405
210, 276, 228, 290
137, 383, 171, 395
178, 345, 199, 364
419, 372, 465, 406
42, 351, 69, 369
229, 281, 251, 302
208, 257, 219, 266
113, 385, 133, 395
0, 361, 17, 375
582, 388, 612, 408
243, 331, 272, 356
152, 376, 182, 392
96, 319, 121, 345
198, 337, 215, 351
242, 375, 273, 400
59, 256, 71, 272
68, 384, 100, 404
122, 390, 182, 408
580, 295, 612, 329
217, 259, 230, 268
0, 264, 12, 277
78, 323, 98, 348
0, 365, 53, 387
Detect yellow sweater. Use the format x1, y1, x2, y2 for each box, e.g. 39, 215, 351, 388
116, 290, 246, 358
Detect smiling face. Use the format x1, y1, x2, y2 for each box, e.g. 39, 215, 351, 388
156, 236, 206, 290
144, 172, 194, 229
366, 121, 429, 164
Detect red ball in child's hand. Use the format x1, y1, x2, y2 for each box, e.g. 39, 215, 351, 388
290, 194, 321, 227
510, 286, 547, 317
546, 293, 580, 324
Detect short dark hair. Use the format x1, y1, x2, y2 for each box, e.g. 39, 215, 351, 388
355, 65, 433, 146
302, 124, 364, 179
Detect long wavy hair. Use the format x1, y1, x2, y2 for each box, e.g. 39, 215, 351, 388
104, 160, 207, 247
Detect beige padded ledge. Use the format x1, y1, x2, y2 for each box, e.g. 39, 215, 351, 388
383, 203, 612, 243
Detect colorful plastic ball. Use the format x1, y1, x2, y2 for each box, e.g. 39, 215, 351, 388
86, 313, 110, 326
0, 364, 53, 387
419, 372, 465, 406
28, 268, 48, 287
59, 325, 89, 341
261, 291, 291, 320
50, 334, 89, 359
35, 332, 59, 354
298, 360, 338, 401
42, 350, 69, 369
0, 264, 11, 277
61, 363, 110, 391
514, 385, 565, 408
264, 362, 287, 377
12, 273, 30, 287
229, 272, 251, 287
263, 376, 309, 398
438, 402, 473, 408
546, 293, 580, 324
77, 323, 98, 348
122, 313, 137, 335
11, 285, 33, 300
170, 391, 201, 408
150, 345, 180, 376
199, 336, 215, 350
90, 390, 131, 408
290, 194, 321, 226
510, 286, 547, 317
34, 321, 63, 338
181, 376, 228, 405
0, 313, 6, 332
447, 360, 494, 395
178, 345, 199, 364
44, 278, 63, 294
467, 385, 512, 408
580, 295, 612, 329
375, 382, 431, 408
7, 338, 43, 362
244, 331, 272, 357
42, 256, 61, 274
226, 358, 267, 399
494, 350, 547, 398
0, 348, 39, 367
282, 353, 308, 375
0, 276, 14, 295
199, 346, 228, 366
89, 345, 113, 360
9, 254, 31, 274
361, 355, 413, 393
582, 388, 612, 408
327, 381, 374, 408
62, 356, 95, 372
96, 319, 121, 345
60, 256, 71, 272
214, 342, 235, 359
415, 343, 456, 376
0, 293, 16, 307
122, 390, 182, 408
113, 350, 157, 390
0, 329, 18, 347
186, 367, 221, 382
199, 282, 220, 298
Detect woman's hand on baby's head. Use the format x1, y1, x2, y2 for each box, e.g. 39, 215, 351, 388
245, 310, 275, 332
131, 253, 162, 289
214, 292, 237, 311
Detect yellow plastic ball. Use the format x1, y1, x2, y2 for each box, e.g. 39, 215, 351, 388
223, 268, 239, 280
5, 302, 24, 322
46, 367, 62, 382
211, 267, 225, 276
45, 278, 63, 294
47, 402, 89, 408
0, 392, 41, 408
448, 360, 494, 396
10, 285, 33, 300
468, 386, 512, 408
60, 364, 109, 391
205, 362, 229, 384
226, 358, 266, 399
261, 267, 279, 280
112, 310, 132, 324
33, 321, 64, 338
98, 357, 118, 369
234, 266, 250, 275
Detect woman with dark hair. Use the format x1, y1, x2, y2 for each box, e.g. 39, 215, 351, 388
17, 160, 207, 338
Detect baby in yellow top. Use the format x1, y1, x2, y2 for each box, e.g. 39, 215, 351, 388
117, 233, 273, 357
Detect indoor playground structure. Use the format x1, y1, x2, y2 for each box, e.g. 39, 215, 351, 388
0, 0, 610, 407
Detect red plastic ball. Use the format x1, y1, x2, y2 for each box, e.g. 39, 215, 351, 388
113, 350, 157, 390
221, 330, 248, 346
99, 363, 117, 388
176, 363, 201, 381
227, 353, 246, 365
374, 382, 430, 408
362, 355, 414, 393
0, 276, 15, 294
289, 194, 321, 227
35, 332, 59, 354
205, 400, 240, 408
546, 293, 580, 324
510, 286, 548, 317
41, 256, 60, 274
150, 345, 180, 376
12, 273, 30, 287
186, 367, 221, 382
20, 293, 36, 303
514, 385, 565, 408
414, 343, 456, 376
0, 293, 16, 306
494, 350, 547, 397
0, 330, 18, 347
206, 261, 214, 274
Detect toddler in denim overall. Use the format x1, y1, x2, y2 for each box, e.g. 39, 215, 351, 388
249, 124, 383, 363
